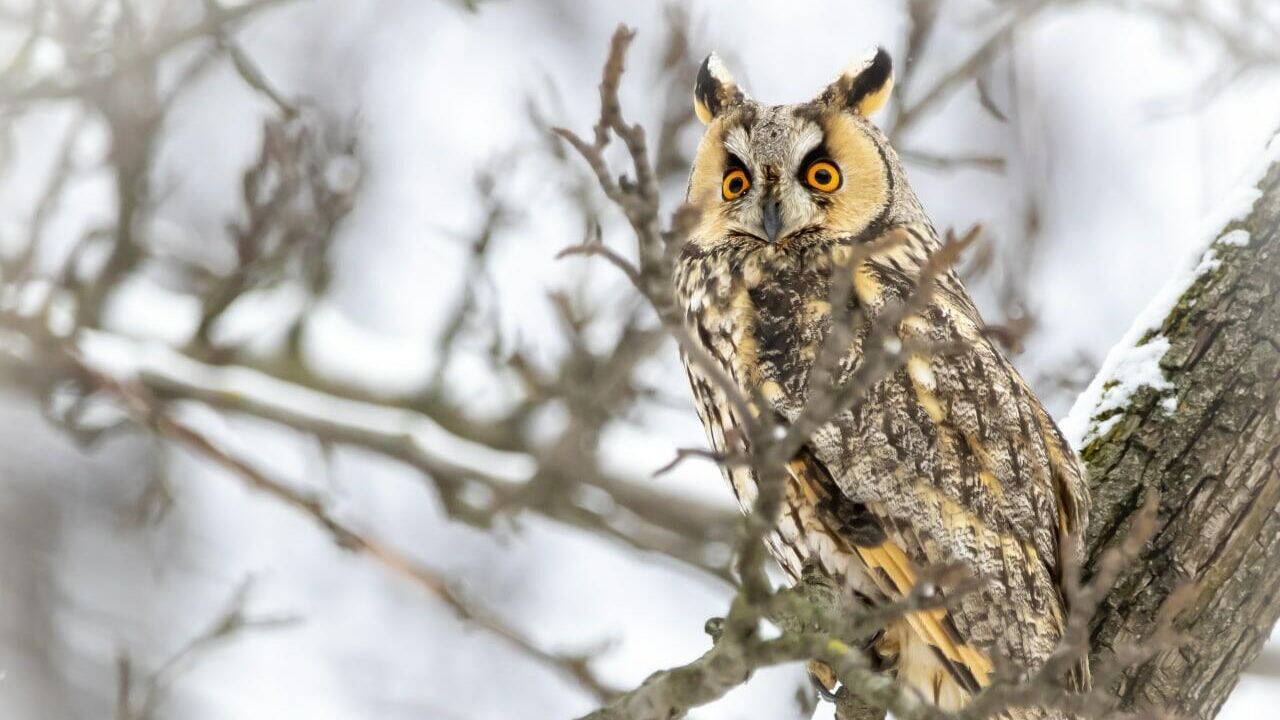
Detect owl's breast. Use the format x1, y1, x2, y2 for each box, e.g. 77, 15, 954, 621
678, 243, 855, 420
743, 265, 837, 416
674, 243, 886, 596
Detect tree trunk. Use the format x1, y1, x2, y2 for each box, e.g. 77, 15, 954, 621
1075, 141, 1280, 718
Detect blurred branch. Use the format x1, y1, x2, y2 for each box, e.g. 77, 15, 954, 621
890, 1, 1053, 143
115, 579, 298, 720
0, 0, 304, 104
204, 0, 298, 116
129, 339, 739, 582
896, 0, 941, 104
3, 111, 86, 282
1121, 0, 1280, 80
898, 148, 1006, 173
67, 347, 621, 703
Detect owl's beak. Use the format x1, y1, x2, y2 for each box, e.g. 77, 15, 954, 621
761, 199, 783, 243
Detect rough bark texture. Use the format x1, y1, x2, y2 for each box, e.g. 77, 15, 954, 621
1081, 156, 1280, 718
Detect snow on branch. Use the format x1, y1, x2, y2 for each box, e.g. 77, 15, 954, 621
1062, 132, 1280, 451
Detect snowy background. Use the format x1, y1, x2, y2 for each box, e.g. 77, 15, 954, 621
1, 1, 1278, 718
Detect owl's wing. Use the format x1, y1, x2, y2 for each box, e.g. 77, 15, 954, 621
787, 450, 994, 695
796, 223, 1089, 690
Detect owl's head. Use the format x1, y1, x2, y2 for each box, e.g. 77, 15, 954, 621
686, 49, 909, 252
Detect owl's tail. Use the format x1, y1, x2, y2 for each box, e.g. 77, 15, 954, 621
882, 621, 1080, 719
882, 619, 971, 711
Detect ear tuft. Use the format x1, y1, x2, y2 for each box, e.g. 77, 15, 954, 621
820, 47, 894, 116
694, 52, 749, 125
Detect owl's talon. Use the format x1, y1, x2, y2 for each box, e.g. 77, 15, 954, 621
807, 659, 840, 702
809, 671, 839, 703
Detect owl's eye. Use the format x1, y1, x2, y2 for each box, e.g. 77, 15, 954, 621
722, 168, 750, 200
804, 160, 842, 193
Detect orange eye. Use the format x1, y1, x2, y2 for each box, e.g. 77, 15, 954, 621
722, 168, 750, 200
804, 160, 841, 192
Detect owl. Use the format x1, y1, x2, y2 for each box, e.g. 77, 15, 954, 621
674, 50, 1090, 717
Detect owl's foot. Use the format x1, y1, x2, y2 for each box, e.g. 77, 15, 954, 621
807, 659, 839, 702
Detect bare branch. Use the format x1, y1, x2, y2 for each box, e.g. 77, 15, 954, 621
117, 579, 297, 720
1, 0, 304, 104
67, 348, 620, 702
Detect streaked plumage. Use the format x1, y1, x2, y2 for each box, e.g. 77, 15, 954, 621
676, 49, 1089, 717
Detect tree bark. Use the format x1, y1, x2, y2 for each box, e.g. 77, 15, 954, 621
1078, 146, 1280, 718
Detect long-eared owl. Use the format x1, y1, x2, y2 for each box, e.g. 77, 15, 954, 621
674, 50, 1090, 717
